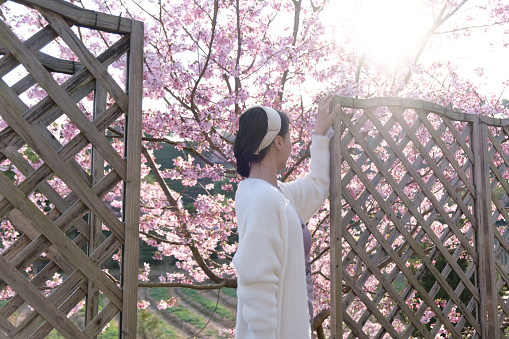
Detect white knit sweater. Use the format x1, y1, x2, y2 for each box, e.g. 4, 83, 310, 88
233, 134, 331, 339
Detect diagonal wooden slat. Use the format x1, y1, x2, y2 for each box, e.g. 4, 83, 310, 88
0, 235, 88, 320
488, 129, 509, 176
0, 25, 59, 77
0, 170, 122, 317
343, 120, 435, 326
416, 222, 478, 337
396, 107, 475, 197
0, 212, 89, 294
83, 301, 119, 338
10, 272, 88, 338
341, 137, 476, 337
343, 312, 371, 339
0, 171, 123, 309
0, 91, 125, 242
0, 233, 108, 322
31, 239, 120, 338
19, 234, 120, 337
0, 313, 14, 335
0, 4, 142, 338
0, 68, 94, 185
0, 234, 31, 261
0, 33, 130, 160
441, 117, 474, 163
2, 240, 116, 334
497, 294, 509, 330
39, 8, 129, 113
341, 111, 480, 295
15, 0, 132, 33
0, 255, 87, 339
503, 126, 509, 142
11, 73, 37, 95
373, 136, 476, 338
0, 19, 127, 181
11, 235, 120, 338
356, 109, 480, 278
333, 97, 509, 338
49, 170, 121, 236
342, 267, 404, 339
3, 145, 91, 235
363, 107, 477, 236
340, 183, 463, 337
342, 227, 431, 337
31, 291, 118, 339
28, 287, 87, 339
0, 103, 124, 225
489, 181, 509, 257
0, 168, 119, 287
342, 115, 423, 272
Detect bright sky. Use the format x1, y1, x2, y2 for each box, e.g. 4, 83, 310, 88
3, 0, 507, 103
322, 0, 508, 97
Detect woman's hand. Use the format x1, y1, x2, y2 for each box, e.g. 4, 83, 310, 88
314, 93, 341, 135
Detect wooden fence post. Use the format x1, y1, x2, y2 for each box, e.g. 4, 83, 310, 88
472, 119, 499, 339
121, 20, 144, 339
330, 96, 343, 338
86, 82, 107, 336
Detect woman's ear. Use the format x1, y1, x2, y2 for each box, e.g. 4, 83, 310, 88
273, 135, 283, 150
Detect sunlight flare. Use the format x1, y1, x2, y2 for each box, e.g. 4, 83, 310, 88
356, 0, 429, 65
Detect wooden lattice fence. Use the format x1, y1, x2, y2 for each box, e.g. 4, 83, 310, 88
0, 0, 142, 338
330, 97, 509, 339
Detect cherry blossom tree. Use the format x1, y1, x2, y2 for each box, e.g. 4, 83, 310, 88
1, 0, 509, 337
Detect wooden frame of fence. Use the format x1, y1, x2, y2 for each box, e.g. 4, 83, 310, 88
0, 0, 142, 337
330, 97, 509, 338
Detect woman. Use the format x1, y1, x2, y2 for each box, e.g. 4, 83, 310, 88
233, 94, 340, 338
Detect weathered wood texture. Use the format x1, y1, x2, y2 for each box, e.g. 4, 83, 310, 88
330, 96, 343, 339
0, 0, 142, 337
331, 97, 509, 338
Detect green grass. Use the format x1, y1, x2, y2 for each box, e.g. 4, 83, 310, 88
149, 287, 207, 329
99, 322, 119, 339
150, 286, 171, 300
150, 287, 236, 321
46, 309, 183, 339
167, 305, 207, 328
137, 308, 183, 339
46, 315, 118, 338
46, 331, 65, 339
179, 288, 236, 321
221, 288, 237, 299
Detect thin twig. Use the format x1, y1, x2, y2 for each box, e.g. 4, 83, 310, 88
190, 287, 221, 338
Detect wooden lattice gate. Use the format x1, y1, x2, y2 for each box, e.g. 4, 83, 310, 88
330, 97, 509, 339
0, 0, 142, 338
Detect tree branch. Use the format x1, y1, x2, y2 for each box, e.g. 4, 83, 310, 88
190, 0, 219, 104
234, 0, 242, 114
313, 308, 330, 331
279, 0, 302, 102
140, 230, 183, 246
142, 146, 179, 207
138, 279, 236, 289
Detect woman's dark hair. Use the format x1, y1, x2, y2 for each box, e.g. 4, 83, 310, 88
234, 107, 289, 177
